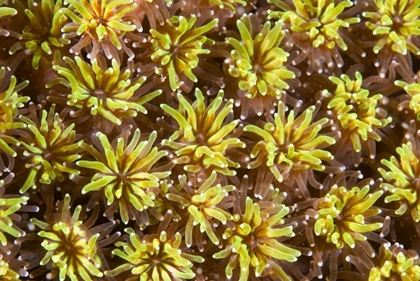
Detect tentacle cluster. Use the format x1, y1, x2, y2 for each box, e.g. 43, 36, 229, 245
268, 0, 361, 74
161, 88, 245, 181
78, 127, 170, 225
226, 14, 295, 117
1, 0, 420, 280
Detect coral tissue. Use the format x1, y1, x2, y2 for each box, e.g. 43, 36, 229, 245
2, 0, 420, 280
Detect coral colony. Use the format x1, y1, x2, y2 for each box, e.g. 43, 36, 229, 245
3, 0, 420, 280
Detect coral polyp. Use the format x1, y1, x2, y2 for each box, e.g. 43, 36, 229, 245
8, 0, 70, 69
29, 194, 113, 281
161, 88, 245, 180
149, 15, 218, 91
379, 133, 420, 222
166, 171, 235, 248
78, 127, 170, 225
0, 186, 28, 246
109, 224, 204, 281
226, 14, 295, 117
268, 0, 361, 74
363, 0, 420, 58
0, 67, 29, 159
244, 101, 336, 198
312, 184, 383, 249
18, 104, 82, 193
59, 0, 137, 60
0, 243, 27, 281
321, 72, 391, 163
213, 196, 301, 281
369, 243, 420, 281
395, 77, 420, 121
47, 56, 161, 127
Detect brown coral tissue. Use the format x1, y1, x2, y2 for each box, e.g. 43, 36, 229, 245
2, 0, 420, 280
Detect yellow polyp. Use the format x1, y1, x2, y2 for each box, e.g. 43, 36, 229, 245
364, 0, 420, 56
0, 195, 26, 247
60, 0, 135, 58
78, 127, 169, 224
8, 0, 69, 69
325, 72, 390, 154
314, 185, 383, 249
268, 0, 358, 72
18, 105, 82, 193
109, 227, 202, 280
227, 16, 293, 107
214, 197, 299, 280
395, 79, 420, 120
379, 140, 420, 222
245, 101, 336, 180
167, 172, 233, 247
31, 194, 104, 280
369, 243, 420, 280
150, 15, 217, 91
49, 56, 159, 124
162, 88, 243, 175
0, 69, 29, 156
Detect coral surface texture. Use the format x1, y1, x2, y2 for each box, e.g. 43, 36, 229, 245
2, 0, 420, 280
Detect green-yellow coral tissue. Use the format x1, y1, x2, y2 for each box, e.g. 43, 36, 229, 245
395, 78, 420, 121
0, 67, 29, 158
19, 104, 82, 193
313, 184, 383, 249
108, 227, 204, 281
268, 0, 361, 74
0, 258, 20, 281
161, 88, 245, 180
30, 194, 106, 281
244, 101, 336, 198
0, 189, 28, 246
150, 15, 218, 91
59, 0, 137, 60
379, 133, 420, 222
8, 0, 70, 69
362, 0, 420, 77
213, 196, 300, 281
322, 72, 391, 160
78, 127, 170, 224
226, 14, 295, 117
363, 0, 420, 56
166, 171, 235, 248
369, 242, 420, 281
0, 0, 16, 18
47, 56, 161, 126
